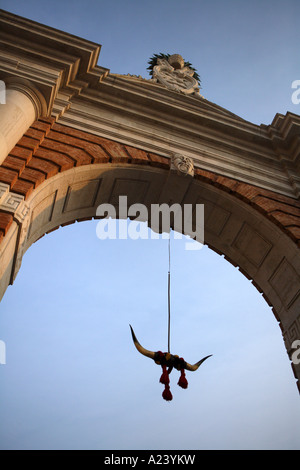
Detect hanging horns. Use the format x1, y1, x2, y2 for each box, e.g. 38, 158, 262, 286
129, 325, 212, 372
129, 325, 156, 360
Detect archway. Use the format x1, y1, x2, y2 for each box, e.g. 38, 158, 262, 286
0, 211, 299, 449
0, 119, 299, 392
0, 9, 299, 396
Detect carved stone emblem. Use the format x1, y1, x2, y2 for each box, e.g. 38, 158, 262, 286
0, 183, 9, 201
152, 54, 200, 95
171, 154, 194, 177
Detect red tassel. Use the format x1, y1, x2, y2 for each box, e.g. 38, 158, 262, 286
162, 384, 173, 401
178, 369, 188, 389
160, 365, 169, 385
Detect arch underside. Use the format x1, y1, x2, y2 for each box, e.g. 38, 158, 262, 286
1, 163, 299, 390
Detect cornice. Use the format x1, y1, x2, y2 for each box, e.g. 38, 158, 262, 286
0, 9, 109, 116
0, 9, 299, 198
0, 9, 101, 74
67, 73, 275, 149
55, 73, 299, 198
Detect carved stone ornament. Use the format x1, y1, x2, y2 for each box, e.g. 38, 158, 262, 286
152, 54, 200, 95
171, 154, 194, 177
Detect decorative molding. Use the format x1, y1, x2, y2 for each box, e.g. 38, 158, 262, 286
57, 75, 300, 199
283, 314, 300, 355
0, 187, 31, 281
171, 153, 194, 177
1, 193, 24, 213
0, 9, 109, 117
152, 55, 200, 96
11, 199, 31, 283
0, 189, 24, 214
0, 182, 9, 201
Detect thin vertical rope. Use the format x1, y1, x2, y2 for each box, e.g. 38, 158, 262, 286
168, 234, 171, 353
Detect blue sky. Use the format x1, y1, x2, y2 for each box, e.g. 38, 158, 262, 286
0, 0, 300, 450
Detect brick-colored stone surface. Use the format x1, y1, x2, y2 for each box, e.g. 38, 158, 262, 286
25, 127, 46, 143
0, 212, 13, 236
34, 148, 75, 172
0, 118, 300, 249
27, 157, 59, 179
11, 179, 35, 199
0, 168, 18, 186
19, 168, 46, 188
17, 136, 40, 152
30, 120, 52, 135
9, 146, 33, 163
46, 130, 110, 163
40, 139, 93, 166
125, 146, 149, 164
1, 156, 26, 175
98, 139, 129, 163
147, 152, 169, 169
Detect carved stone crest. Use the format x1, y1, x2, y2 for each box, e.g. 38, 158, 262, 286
152, 54, 200, 95
171, 154, 194, 177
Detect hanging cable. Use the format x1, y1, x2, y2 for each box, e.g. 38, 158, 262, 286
129, 227, 213, 402
168, 233, 171, 353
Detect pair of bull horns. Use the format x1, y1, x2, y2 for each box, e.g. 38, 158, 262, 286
129, 325, 212, 371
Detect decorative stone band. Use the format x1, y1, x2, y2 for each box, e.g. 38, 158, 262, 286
0, 183, 24, 214
0, 119, 300, 249
0, 183, 31, 230
0, 182, 31, 281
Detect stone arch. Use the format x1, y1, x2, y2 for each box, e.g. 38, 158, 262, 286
0, 119, 299, 392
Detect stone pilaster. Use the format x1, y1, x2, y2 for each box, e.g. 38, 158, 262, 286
0, 78, 47, 165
